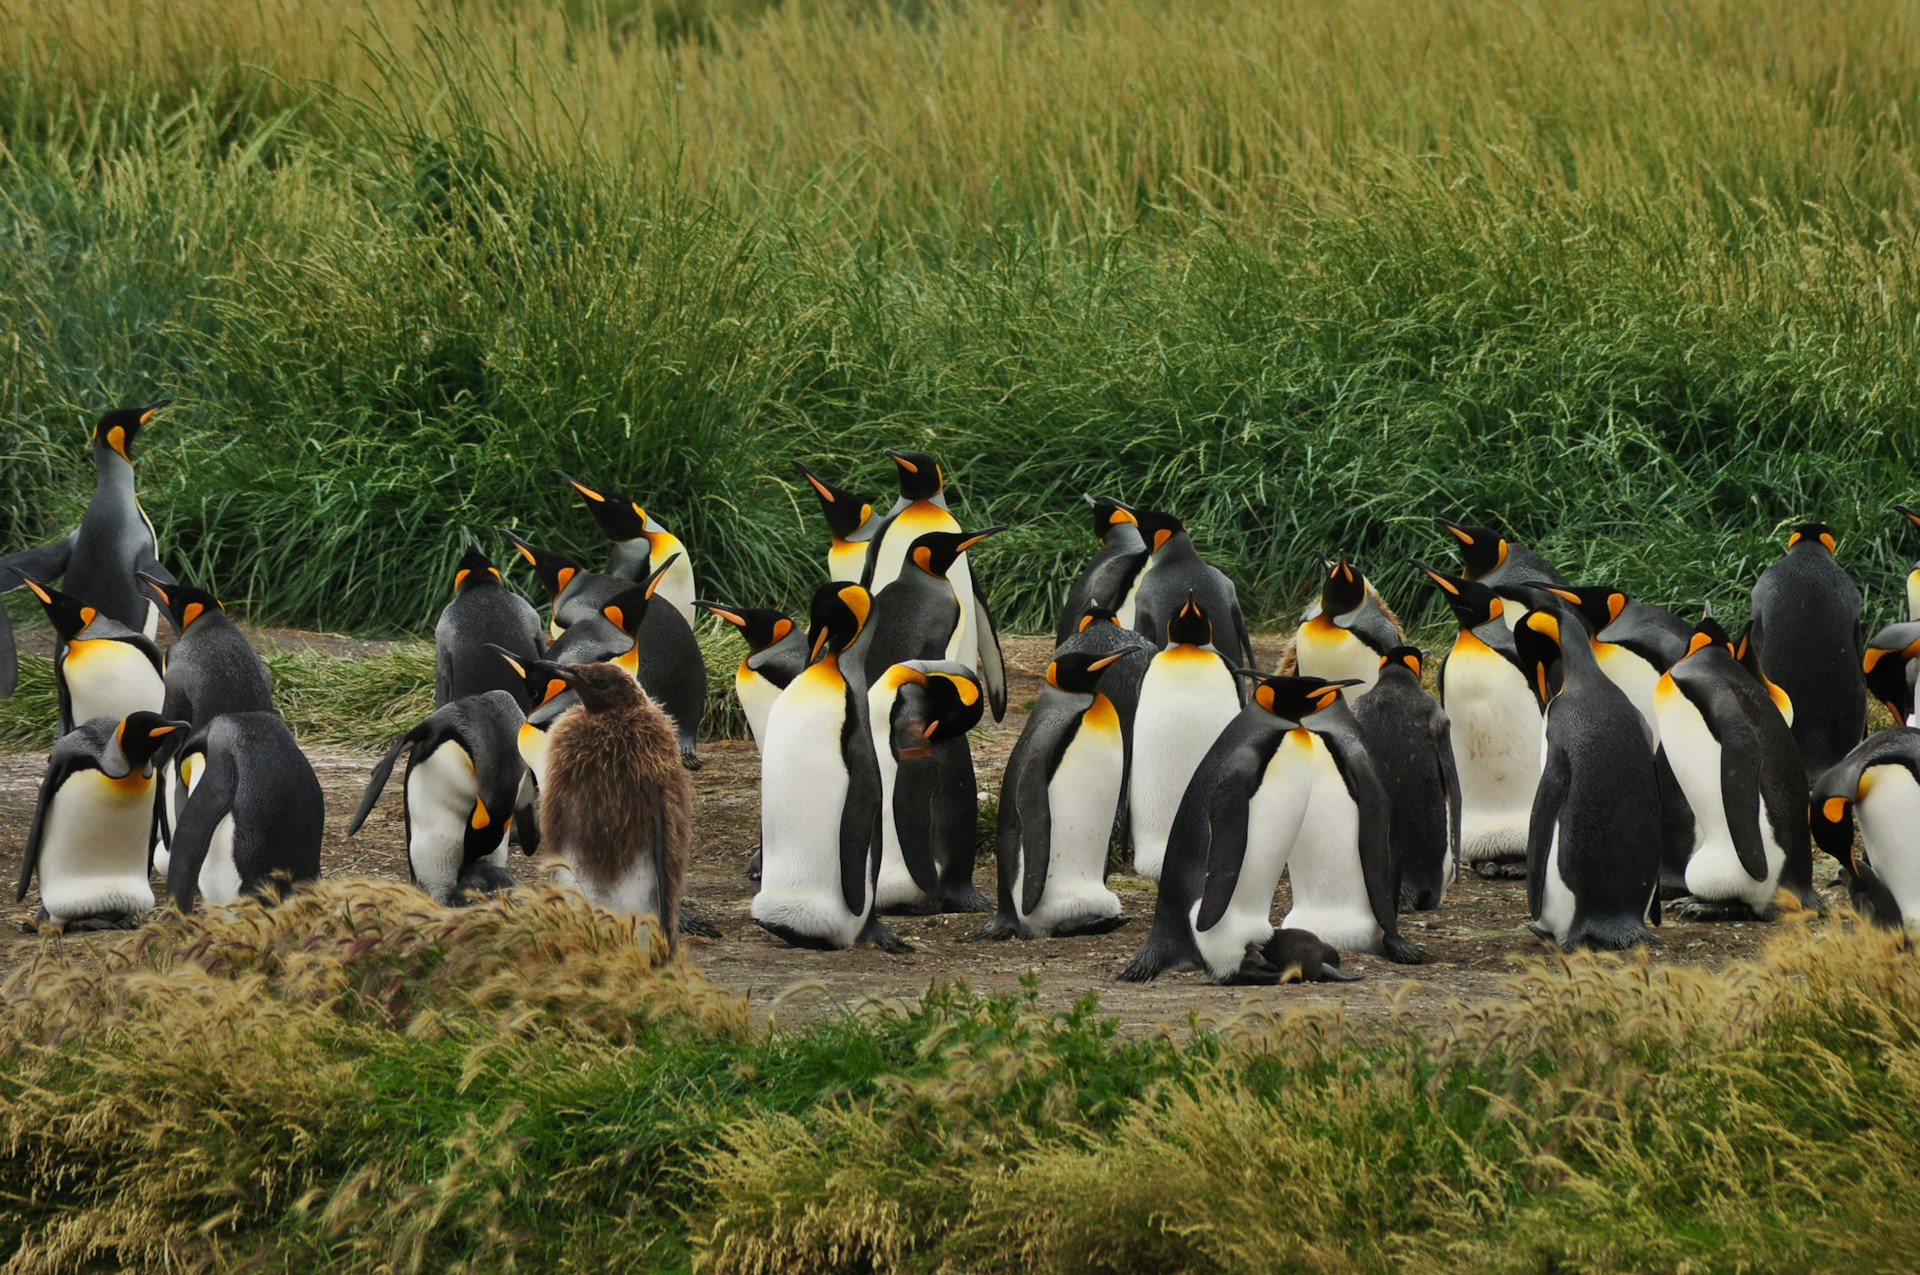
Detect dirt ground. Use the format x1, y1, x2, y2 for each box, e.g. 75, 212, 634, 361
0, 629, 1798, 1034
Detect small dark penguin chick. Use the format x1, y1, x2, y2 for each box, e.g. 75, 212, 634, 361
537, 660, 693, 951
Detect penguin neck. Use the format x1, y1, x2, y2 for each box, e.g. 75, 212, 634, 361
91, 446, 136, 497
1554, 630, 1604, 685
1152, 532, 1198, 566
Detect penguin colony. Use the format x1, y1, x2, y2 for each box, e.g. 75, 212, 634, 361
5, 405, 1920, 980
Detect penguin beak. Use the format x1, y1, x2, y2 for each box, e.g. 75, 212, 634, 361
693, 600, 745, 628
553, 469, 607, 504
884, 450, 918, 474
138, 398, 171, 425
810, 625, 833, 663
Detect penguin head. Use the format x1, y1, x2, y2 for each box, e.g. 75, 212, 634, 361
92, 399, 169, 463
1679, 610, 1736, 662
1074, 604, 1124, 634
1412, 559, 1503, 630
1514, 609, 1568, 708
1811, 792, 1858, 869
1897, 505, 1920, 540
488, 645, 573, 710
1164, 593, 1213, 647
136, 572, 224, 633
1785, 522, 1837, 554
1378, 646, 1424, 682
116, 712, 188, 771
1433, 516, 1508, 580
1084, 495, 1139, 544
554, 470, 653, 542
1044, 648, 1127, 694
806, 582, 873, 664
1131, 508, 1186, 556
1237, 672, 1357, 722
1545, 585, 1627, 638
17, 575, 99, 641
451, 536, 504, 594
1319, 555, 1366, 617
1863, 625, 1920, 722
886, 666, 985, 758
884, 450, 945, 501
596, 558, 678, 639
793, 462, 875, 541
500, 529, 585, 604
542, 660, 645, 713
693, 600, 796, 654
908, 527, 1005, 578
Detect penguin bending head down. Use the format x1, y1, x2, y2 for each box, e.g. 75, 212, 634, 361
1813, 729, 1920, 933
166, 711, 324, 913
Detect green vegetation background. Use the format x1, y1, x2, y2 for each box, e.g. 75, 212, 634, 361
4, 0, 1917, 637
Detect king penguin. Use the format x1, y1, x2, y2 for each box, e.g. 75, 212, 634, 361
346, 690, 527, 906
693, 600, 808, 748
859, 450, 1008, 720
165, 711, 323, 912
1747, 523, 1865, 785
500, 528, 631, 638
1653, 612, 1818, 920
1351, 647, 1460, 911
980, 645, 1132, 940
18, 575, 165, 737
793, 461, 879, 583
1511, 607, 1662, 950
1057, 496, 1149, 642
1127, 508, 1256, 667
435, 533, 545, 709
1288, 554, 1404, 694
1813, 728, 1920, 931
863, 527, 1005, 683
0, 400, 174, 639
1128, 593, 1243, 882
1863, 620, 1920, 727
869, 659, 992, 914
17, 711, 184, 931
751, 582, 909, 952
1413, 561, 1541, 877
552, 470, 696, 627
1432, 516, 1568, 590
1896, 504, 1920, 621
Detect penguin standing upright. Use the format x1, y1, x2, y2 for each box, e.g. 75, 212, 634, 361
751, 583, 907, 952
345, 691, 527, 906
1289, 555, 1404, 695
693, 600, 807, 747
0, 400, 174, 639
863, 528, 1005, 682
534, 660, 694, 950
1414, 562, 1541, 877
1128, 594, 1242, 881
1127, 509, 1256, 667
1813, 728, 1920, 929
1057, 496, 1149, 641
1654, 613, 1818, 920
17, 711, 184, 930
434, 534, 544, 709
1432, 516, 1568, 590
869, 659, 991, 914
165, 711, 323, 911
793, 462, 879, 583
1747, 523, 1865, 784
18, 576, 165, 737
1510, 608, 1663, 950
980, 646, 1132, 940
500, 529, 630, 637
552, 471, 696, 627
1351, 647, 1460, 911
858, 450, 1008, 720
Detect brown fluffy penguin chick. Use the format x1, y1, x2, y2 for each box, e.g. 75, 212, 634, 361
537, 661, 693, 952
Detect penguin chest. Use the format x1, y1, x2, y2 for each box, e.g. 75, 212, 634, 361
63, 640, 164, 726
1016, 702, 1124, 931
1593, 644, 1662, 747
405, 743, 485, 902
1293, 616, 1381, 695
759, 671, 856, 883
196, 812, 245, 905
1281, 736, 1382, 953
1857, 765, 1920, 924
828, 540, 869, 584
736, 666, 785, 749
1189, 729, 1317, 978
1442, 635, 1542, 861
866, 676, 915, 909
35, 770, 157, 921
517, 721, 552, 788
650, 537, 697, 628
870, 505, 958, 593
1908, 569, 1920, 624
1656, 680, 1781, 906
1129, 650, 1240, 879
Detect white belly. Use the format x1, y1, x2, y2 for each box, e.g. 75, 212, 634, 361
405, 742, 481, 904
651, 543, 696, 630
752, 668, 866, 945
1657, 685, 1781, 907
1129, 651, 1240, 880
1443, 643, 1542, 862
1281, 737, 1383, 953
738, 668, 784, 750
1537, 825, 1576, 943
35, 771, 157, 921
517, 721, 551, 788
868, 679, 918, 911
197, 812, 245, 904
1908, 569, 1920, 623
1858, 765, 1920, 927
1292, 622, 1381, 696
1594, 644, 1662, 749
1190, 729, 1317, 979
1015, 720, 1123, 935
65, 641, 165, 729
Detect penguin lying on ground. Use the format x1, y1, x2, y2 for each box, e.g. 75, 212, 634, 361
17, 711, 184, 931
869, 659, 992, 915
1058, 496, 1149, 640
18, 575, 164, 737
166, 711, 323, 912
792, 461, 879, 584
1748, 523, 1864, 784
533, 660, 695, 952
552, 470, 696, 627
1128, 594, 1242, 882
1351, 647, 1459, 911
346, 691, 527, 906
1512, 608, 1662, 950
435, 533, 544, 709
1813, 728, 1920, 932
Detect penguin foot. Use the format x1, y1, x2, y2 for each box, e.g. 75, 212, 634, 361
457, 863, 519, 901
65, 911, 142, 933
973, 913, 1025, 941
744, 847, 763, 882
22, 907, 51, 934
938, 885, 995, 914
752, 918, 845, 951
1525, 919, 1558, 945
679, 908, 723, 939
1051, 912, 1131, 939
1668, 896, 1768, 923
1379, 933, 1429, 965
857, 916, 914, 954
680, 751, 703, 772
1473, 859, 1529, 880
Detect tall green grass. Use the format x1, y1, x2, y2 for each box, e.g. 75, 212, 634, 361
3, 0, 1919, 636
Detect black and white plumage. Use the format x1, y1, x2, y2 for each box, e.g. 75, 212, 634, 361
166, 711, 323, 911
434, 535, 544, 709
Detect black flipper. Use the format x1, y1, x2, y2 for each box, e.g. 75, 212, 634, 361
1193, 742, 1268, 932
0, 533, 76, 592
133, 549, 176, 587
1527, 743, 1572, 923
17, 750, 87, 902
167, 736, 238, 913
891, 756, 945, 899
1716, 715, 1771, 883
972, 572, 1009, 722
1435, 718, 1463, 882
1017, 718, 1069, 918
345, 723, 430, 837
838, 686, 884, 919
0, 597, 14, 699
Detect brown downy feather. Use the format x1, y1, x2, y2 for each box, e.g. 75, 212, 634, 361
538, 663, 693, 950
